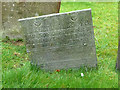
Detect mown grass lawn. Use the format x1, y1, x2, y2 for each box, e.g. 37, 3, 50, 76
2, 2, 119, 88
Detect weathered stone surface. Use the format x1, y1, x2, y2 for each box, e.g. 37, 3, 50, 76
19, 9, 97, 70
2, 2, 61, 39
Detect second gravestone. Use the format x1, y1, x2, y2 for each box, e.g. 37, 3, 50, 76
2, 2, 61, 39
19, 9, 97, 70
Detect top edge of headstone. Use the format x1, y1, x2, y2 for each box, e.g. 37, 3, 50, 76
18, 8, 91, 22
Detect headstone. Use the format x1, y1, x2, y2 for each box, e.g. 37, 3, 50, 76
0, 2, 2, 38
2, 2, 61, 39
116, 3, 120, 70
19, 9, 97, 71
116, 36, 120, 70
0, 1, 2, 89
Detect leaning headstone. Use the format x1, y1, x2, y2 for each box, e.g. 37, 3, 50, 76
2, 2, 61, 39
19, 9, 97, 70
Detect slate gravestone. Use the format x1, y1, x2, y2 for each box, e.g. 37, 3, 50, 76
19, 9, 97, 70
116, 2, 120, 71
0, 2, 2, 38
2, 2, 61, 39
116, 36, 120, 70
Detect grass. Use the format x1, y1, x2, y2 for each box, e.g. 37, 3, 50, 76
2, 2, 119, 88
